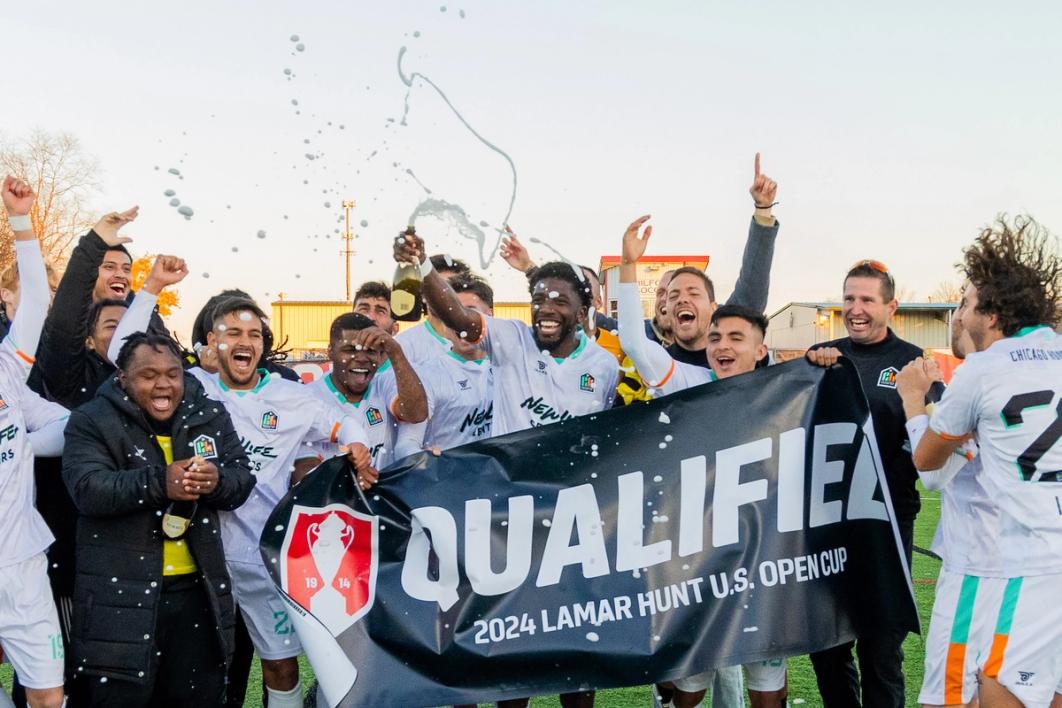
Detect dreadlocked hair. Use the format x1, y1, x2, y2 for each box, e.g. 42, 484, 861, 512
116, 331, 185, 372
962, 214, 1062, 335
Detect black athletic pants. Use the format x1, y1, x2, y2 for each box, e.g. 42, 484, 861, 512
809, 516, 915, 708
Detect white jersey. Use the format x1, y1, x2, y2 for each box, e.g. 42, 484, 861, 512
930, 326, 1062, 576
419, 353, 494, 449
191, 368, 366, 563
474, 315, 619, 436
0, 339, 69, 568
395, 320, 451, 366
305, 369, 401, 470
907, 416, 1000, 576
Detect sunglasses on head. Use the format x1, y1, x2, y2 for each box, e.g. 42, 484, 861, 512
851, 259, 894, 285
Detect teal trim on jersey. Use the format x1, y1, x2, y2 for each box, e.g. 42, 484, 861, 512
993, 577, 1023, 635
446, 350, 488, 365
423, 320, 449, 346
1001, 403, 1050, 430
377, 358, 393, 374
709, 370, 718, 382
949, 575, 980, 644
552, 333, 587, 364
325, 372, 370, 408
219, 368, 271, 396
1014, 325, 1051, 338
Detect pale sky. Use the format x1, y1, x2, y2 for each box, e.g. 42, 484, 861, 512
4, 0, 1060, 340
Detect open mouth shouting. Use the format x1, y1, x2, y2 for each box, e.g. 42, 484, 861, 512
845, 316, 871, 336
346, 365, 373, 388
108, 279, 129, 298
229, 348, 256, 378
672, 305, 698, 331
149, 391, 176, 415
710, 352, 738, 375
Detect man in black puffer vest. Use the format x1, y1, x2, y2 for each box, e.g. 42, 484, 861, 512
61, 331, 255, 707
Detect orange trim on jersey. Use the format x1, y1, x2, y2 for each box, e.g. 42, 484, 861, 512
15, 349, 34, 364
465, 311, 487, 346
329, 422, 341, 443
944, 642, 966, 704
982, 634, 1009, 679
650, 360, 677, 390
389, 396, 407, 422
933, 429, 967, 442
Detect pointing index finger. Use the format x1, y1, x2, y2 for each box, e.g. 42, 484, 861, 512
754, 152, 761, 178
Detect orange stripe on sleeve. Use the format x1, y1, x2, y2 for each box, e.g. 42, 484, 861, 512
389, 397, 407, 422
329, 422, 341, 443
16, 349, 35, 364
650, 360, 677, 390
934, 429, 967, 441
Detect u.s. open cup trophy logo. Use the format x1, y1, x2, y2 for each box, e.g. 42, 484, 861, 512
279, 504, 378, 705
281, 504, 379, 636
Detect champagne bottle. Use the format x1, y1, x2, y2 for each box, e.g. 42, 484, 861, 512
162, 501, 196, 539
391, 225, 424, 322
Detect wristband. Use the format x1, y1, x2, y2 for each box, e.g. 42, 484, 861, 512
754, 201, 779, 209
419, 258, 434, 278
7, 214, 31, 232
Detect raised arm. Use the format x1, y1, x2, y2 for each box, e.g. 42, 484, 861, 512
616, 216, 680, 385
393, 229, 484, 341
2, 176, 50, 363
727, 153, 779, 311
36, 208, 137, 402
353, 327, 428, 423
107, 255, 187, 363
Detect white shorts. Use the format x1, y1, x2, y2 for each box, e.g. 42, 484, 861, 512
918, 569, 1002, 706
0, 554, 64, 690
227, 560, 302, 661
673, 664, 740, 693
976, 573, 1062, 708
745, 658, 786, 692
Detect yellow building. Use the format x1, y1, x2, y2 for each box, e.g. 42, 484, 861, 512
271, 299, 531, 358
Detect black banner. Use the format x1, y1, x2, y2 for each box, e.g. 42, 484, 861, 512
260, 359, 918, 707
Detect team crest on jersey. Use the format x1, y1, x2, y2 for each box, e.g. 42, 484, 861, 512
365, 408, 384, 426
192, 434, 218, 459
280, 504, 378, 637
537, 361, 547, 372
457, 379, 470, 391
877, 367, 898, 389
261, 410, 279, 430
580, 373, 595, 393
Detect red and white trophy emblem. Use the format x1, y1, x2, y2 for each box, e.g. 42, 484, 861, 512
279, 504, 378, 704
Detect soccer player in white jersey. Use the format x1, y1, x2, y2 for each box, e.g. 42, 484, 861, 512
393, 254, 473, 366
913, 216, 1062, 708
0, 175, 71, 708
897, 306, 1001, 708
395, 232, 619, 437
301, 312, 428, 479
401, 274, 495, 451
617, 216, 795, 708
109, 292, 374, 708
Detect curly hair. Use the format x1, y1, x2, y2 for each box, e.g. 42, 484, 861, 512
527, 262, 593, 308
962, 214, 1061, 335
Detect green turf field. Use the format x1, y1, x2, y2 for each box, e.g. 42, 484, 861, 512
1, 487, 942, 707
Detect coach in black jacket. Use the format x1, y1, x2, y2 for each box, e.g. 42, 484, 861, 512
62, 332, 255, 707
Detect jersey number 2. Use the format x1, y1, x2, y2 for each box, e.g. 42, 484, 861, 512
1002, 392, 1062, 482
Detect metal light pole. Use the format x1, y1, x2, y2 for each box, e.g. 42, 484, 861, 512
342, 200, 356, 302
